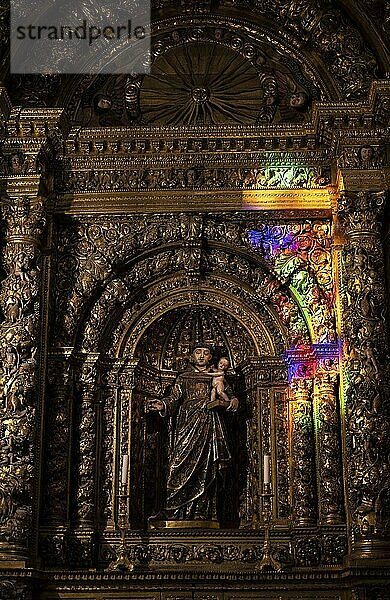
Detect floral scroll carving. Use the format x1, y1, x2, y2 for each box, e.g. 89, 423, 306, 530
246, 220, 336, 346
289, 377, 316, 525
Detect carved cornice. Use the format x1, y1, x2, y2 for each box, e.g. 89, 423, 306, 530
42, 81, 388, 210
0, 83, 387, 211
53, 189, 335, 215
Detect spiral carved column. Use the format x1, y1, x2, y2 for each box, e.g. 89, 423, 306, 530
289, 375, 317, 526
73, 354, 100, 530
337, 190, 390, 559
0, 187, 45, 564
313, 348, 344, 525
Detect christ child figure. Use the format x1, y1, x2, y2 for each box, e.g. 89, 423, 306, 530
210, 357, 231, 407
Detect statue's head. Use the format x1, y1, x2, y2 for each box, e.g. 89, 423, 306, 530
358, 145, 374, 163
218, 357, 229, 371
93, 94, 112, 114
288, 91, 309, 111
192, 345, 212, 367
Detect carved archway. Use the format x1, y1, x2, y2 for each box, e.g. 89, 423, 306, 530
97, 288, 291, 530
48, 213, 339, 535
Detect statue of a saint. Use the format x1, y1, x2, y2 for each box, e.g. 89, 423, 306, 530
147, 344, 238, 527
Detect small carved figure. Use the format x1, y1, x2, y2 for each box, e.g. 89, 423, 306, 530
13, 252, 30, 282
0, 429, 14, 465
5, 295, 21, 322
94, 94, 112, 113
288, 91, 308, 110
8, 152, 28, 175
4, 346, 18, 376
363, 341, 379, 375
357, 145, 375, 168
7, 383, 26, 414
278, 86, 311, 123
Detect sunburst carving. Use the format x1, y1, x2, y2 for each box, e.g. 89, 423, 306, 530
140, 42, 264, 125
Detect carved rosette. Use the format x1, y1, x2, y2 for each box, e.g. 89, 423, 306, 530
337, 190, 390, 557
0, 194, 45, 561
289, 376, 317, 525
313, 355, 344, 524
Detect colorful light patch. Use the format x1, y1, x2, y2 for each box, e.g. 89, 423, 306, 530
283, 342, 341, 383
247, 222, 336, 347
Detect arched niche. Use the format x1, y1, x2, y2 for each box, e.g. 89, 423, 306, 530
59, 215, 330, 532
99, 287, 294, 531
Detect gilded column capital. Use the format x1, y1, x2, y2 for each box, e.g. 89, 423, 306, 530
336, 190, 386, 241
290, 378, 313, 403
117, 361, 137, 396
73, 353, 101, 397
283, 346, 316, 384
1, 194, 45, 241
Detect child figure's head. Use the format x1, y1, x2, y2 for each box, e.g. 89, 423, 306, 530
218, 357, 229, 372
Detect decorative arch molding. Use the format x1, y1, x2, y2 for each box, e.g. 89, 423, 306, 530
60, 218, 333, 355
79, 271, 290, 357
75, 260, 309, 357
58, 6, 383, 123
116, 288, 278, 360
55, 226, 274, 351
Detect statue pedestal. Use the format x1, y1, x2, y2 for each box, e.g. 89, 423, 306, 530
149, 520, 220, 529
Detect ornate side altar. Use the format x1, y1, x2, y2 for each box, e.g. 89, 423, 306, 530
0, 1, 389, 596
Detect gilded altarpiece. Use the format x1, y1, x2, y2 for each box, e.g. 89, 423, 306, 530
0, 77, 389, 600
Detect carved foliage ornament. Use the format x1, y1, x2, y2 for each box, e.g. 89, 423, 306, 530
60, 165, 328, 194
53, 215, 304, 350
289, 378, 316, 524
314, 366, 343, 524
246, 220, 336, 345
